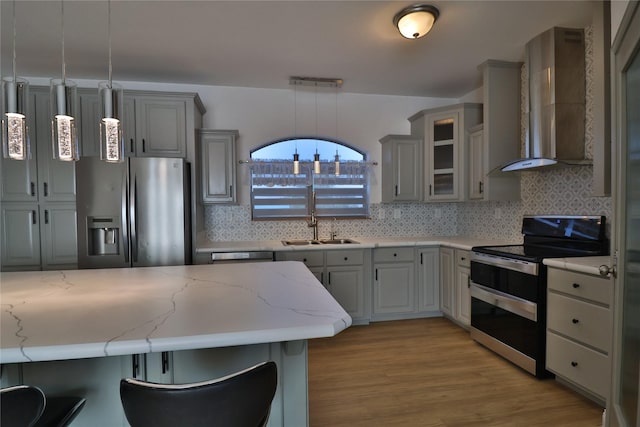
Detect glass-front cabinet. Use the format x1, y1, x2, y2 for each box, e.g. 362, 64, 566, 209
409, 103, 482, 202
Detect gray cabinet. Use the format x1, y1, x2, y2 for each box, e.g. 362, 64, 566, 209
546, 266, 613, 403
198, 130, 238, 204
79, 91, 204, 159
409, 103, 482, 201
372, 247, 415, 319
417, 247, 440, 313
1, 88, 78, 271
439, 247, 454, 317
379, 135, 422, 202
468, 124, 485, 200
276, 249, 370, 323
454, 249, 471, 327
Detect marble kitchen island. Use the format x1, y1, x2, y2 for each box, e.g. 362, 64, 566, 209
0, 262, 351, 426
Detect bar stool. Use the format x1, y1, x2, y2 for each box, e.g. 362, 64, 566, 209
120, 361, 278, 427
0, 385, 86, 427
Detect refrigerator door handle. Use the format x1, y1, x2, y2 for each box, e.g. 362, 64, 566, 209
130, 175, 138, 263
122, 168, 129, 264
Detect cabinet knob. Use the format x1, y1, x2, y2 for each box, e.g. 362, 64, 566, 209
303, 258, 307, 262
344, 257, 348, 261
572, 318, 580, 324
571, 361, 578, 367
461, 257, 466, 261
393, 253, 397, 257
572, 283, 580, 288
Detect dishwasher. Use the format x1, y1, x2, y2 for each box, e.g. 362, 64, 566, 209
210, 251, 275, 264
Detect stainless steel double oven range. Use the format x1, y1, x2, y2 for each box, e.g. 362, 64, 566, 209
470, 215, 608, 378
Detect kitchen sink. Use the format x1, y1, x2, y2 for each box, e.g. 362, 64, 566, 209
282, 240, 322, 246
318, 238, 359, 245
282, 238, 359, 246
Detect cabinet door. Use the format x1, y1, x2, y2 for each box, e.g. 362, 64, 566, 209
468, 127, 485, 200
417, 248, 440, 312
39, 203, 77, 269
1, 93, 38, 202
326, 266, 364, 318
0, 203, 41, 270
373, 263, 414, 314
439, 247, 454, 316
34, 91, 76, 202
394, 140, 421, 201
79, 92, 101, 157
456, 265, 471, 326
199, 131, 237, 203
122, 98, 137, 157
135, 97, 187, 158
427, 112, 459, 201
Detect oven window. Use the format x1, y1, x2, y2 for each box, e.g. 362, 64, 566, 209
471, 297, 541, 360
470, 261, 541, 302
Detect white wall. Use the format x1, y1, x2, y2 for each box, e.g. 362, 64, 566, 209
27, 77, 456, 204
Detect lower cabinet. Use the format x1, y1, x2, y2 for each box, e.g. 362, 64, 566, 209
439, 247, 455, 317
1, 202, 77, 271
546, 266, 613, 404
439, 247, 470, 328
276, 249, 370, 324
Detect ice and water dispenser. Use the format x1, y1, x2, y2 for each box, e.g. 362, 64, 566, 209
87, 217, 120, 256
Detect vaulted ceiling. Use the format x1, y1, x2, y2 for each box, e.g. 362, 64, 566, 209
0, 1, 599, 98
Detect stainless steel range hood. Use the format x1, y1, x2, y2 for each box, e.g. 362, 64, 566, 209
501, 27, 588, 172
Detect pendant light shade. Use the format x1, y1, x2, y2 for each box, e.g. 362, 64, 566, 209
50, 78, 79, 161
293, 150, 300, 175
2, 1, 30, 160
334, 150, 340, 176
2, 77, 29, 160
313, 151, 321, 174
51, 0, 79, 162
99, 0, 124, 163
99, 82, 124, 163
393, 4, 439, 39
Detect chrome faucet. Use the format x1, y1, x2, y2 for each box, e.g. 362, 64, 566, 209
307, 189, 319, 240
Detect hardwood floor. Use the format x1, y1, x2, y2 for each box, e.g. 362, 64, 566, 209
308, 318, 603, 427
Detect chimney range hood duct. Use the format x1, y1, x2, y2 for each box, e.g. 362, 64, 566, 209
501, 27, 588, 172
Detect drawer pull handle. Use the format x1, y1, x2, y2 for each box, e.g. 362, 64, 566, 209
572, 318, 580, 324
461, 257, 466, 261
571, 361, 578, 367
572, 283, 580, 288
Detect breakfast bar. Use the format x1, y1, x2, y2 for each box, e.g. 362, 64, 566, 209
0, 262, 351, 426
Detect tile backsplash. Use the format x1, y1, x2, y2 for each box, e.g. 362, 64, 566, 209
204, 166, 612, 242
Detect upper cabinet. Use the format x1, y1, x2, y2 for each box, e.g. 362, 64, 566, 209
79, 90, 205, 159
198, 130, 238, 204
379, 135, 422, 202
475, 60, 521, 201
409, 103, 482, 202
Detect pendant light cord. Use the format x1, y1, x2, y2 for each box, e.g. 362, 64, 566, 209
60, 0, 66, 83
108, 0, 112, 87
12, 0, 17, 81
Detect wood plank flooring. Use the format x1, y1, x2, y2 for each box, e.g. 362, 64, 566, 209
308, 318, 603, 427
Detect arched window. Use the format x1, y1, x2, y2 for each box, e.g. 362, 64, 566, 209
250, 138, 369, 219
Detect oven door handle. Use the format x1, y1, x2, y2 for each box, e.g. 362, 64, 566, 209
470, 282, 537, 322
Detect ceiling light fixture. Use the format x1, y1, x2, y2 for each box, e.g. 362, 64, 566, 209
51, 0, 80, 161
1, 0, 30, 160
393, 4, 439, 39
99, 0, 124, 163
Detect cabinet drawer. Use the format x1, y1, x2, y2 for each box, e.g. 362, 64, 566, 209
547, 292, 611, 352
278, 251, 324, 267
326, 249, 364, 266
547, 268, 612, 305
456, 249, 470, 267
374, 247, 414, 263
546, 332, 610, 399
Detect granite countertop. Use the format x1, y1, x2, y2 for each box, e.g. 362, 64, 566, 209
0, 262, 351, 364
543, 256, 612, 276
195, 235, 517, 254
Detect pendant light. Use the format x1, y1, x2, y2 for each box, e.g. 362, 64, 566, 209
1, 0, 30, 160
50, 0, 79, 161
293, 148, 300, 175
334, 150, 340, 176
99, 0, 124, 163
313, 150, 321, 174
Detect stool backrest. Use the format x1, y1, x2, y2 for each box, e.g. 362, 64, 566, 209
0, 385, 46, 427
120, 361, 278, 427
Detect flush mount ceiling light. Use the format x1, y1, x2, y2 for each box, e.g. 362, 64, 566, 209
393, 4, 439, 39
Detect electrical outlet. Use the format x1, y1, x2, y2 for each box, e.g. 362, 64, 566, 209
494, 208, 502, 219
434, 208, 442, 219
378, 208, 386, 220
393, 208, 401, 219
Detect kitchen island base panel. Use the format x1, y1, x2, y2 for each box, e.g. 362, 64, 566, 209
1, 341, 308, 427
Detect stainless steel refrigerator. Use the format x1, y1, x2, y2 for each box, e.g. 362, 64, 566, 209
76, 157, 191, 269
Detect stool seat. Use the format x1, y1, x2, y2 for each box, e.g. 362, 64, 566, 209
0, 385, 85, 427
120, 361, 278, 427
